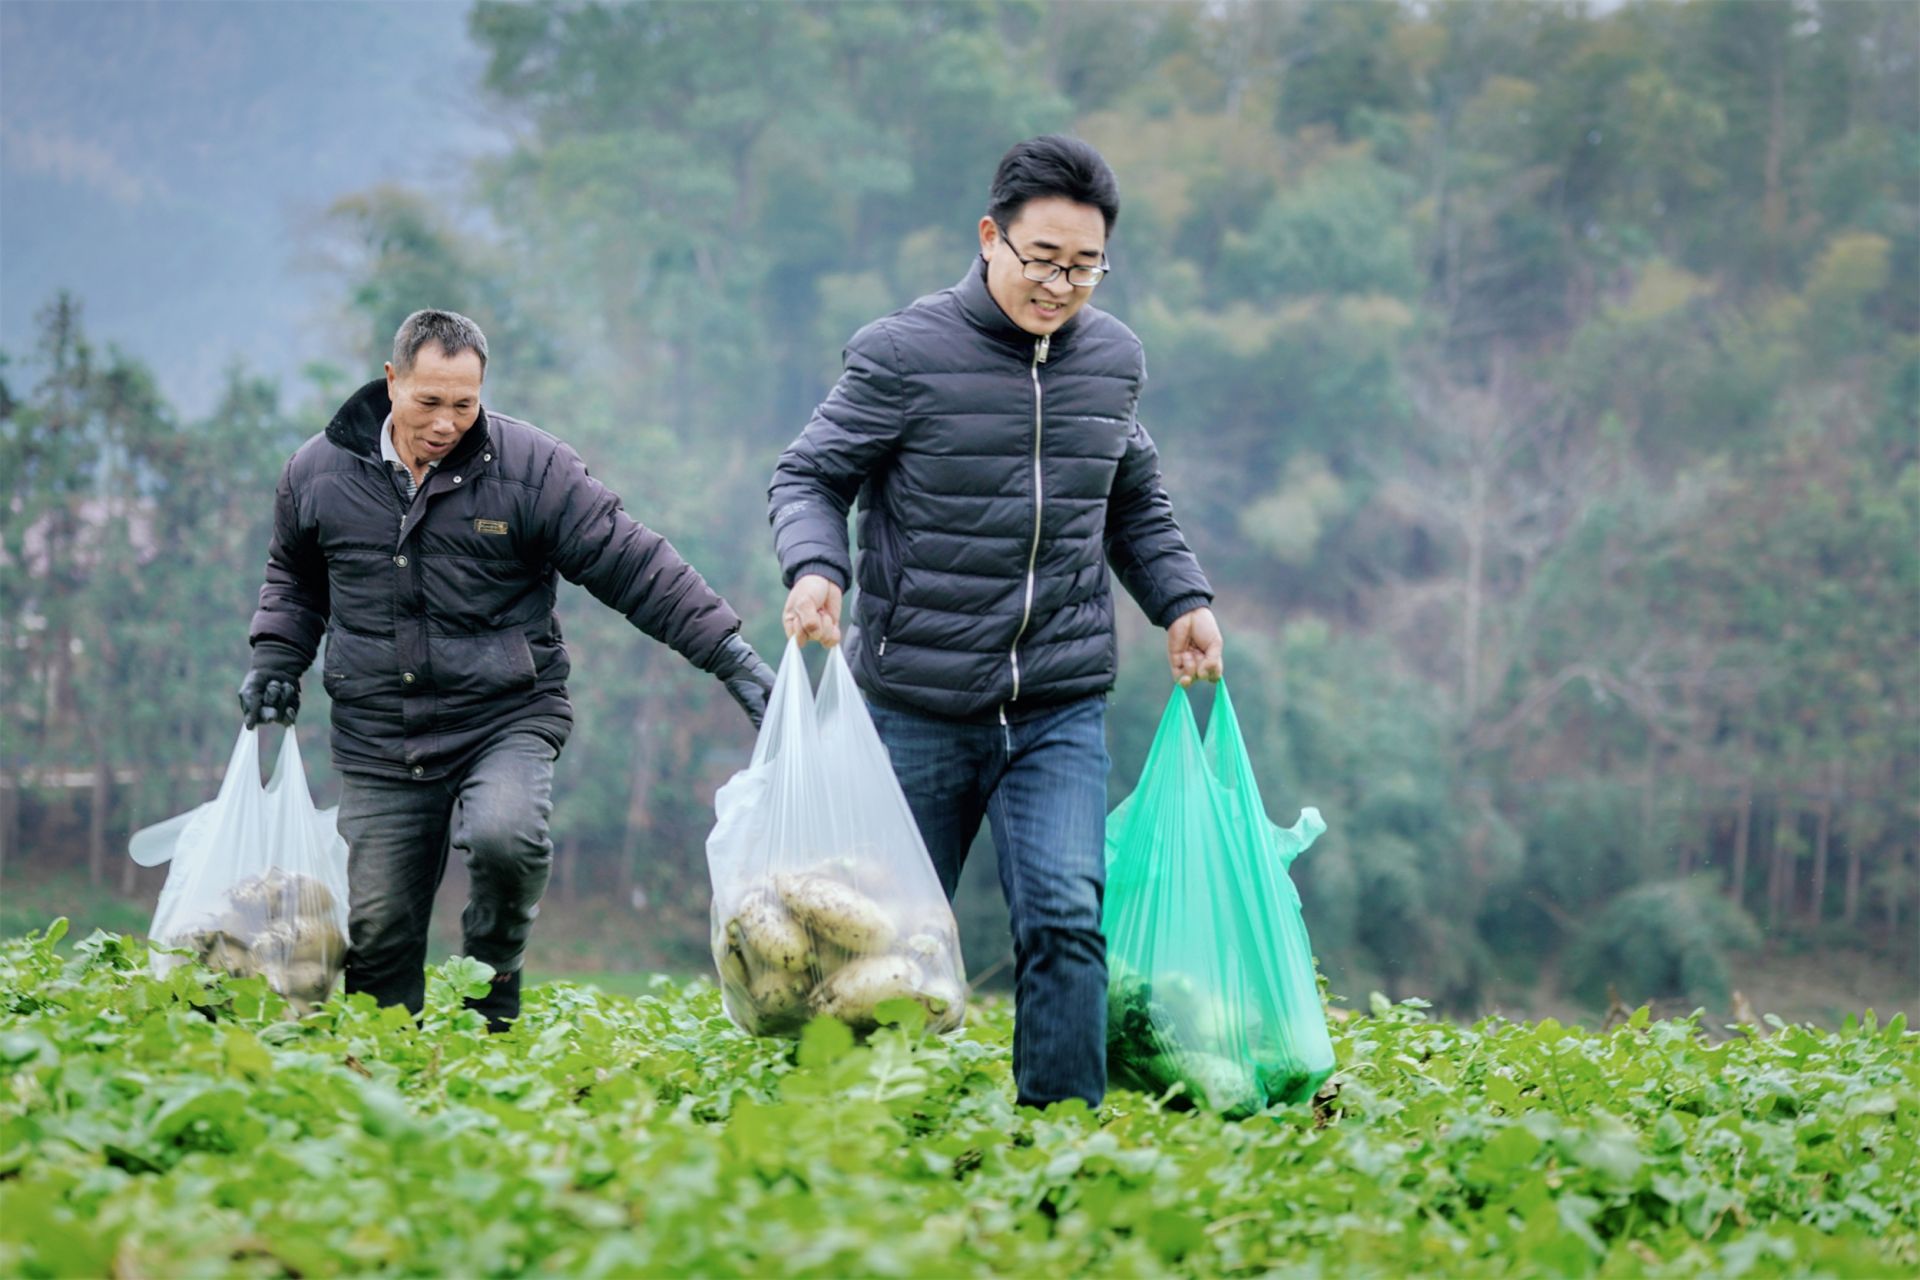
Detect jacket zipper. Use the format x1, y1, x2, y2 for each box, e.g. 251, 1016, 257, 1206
375, 457, 410, 547
1001, 333, 1050, 722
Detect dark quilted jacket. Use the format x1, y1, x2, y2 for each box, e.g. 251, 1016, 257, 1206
250, 379, 741, 780
769, 260, 1212, 721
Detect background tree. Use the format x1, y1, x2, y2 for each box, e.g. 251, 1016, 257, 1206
8, 0, 1914, 1012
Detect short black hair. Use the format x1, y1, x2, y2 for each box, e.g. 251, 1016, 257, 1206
391, 309, 488, 375
987, 135, 1120, 235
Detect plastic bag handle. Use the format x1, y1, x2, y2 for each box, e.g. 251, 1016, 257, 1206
128, 728, 262, 866
749, 638, 819, 769
265, 725, 314, 804
1270, 807, 1326, 870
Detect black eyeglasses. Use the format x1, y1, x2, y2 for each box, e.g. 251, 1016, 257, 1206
995, 224, 1110, 288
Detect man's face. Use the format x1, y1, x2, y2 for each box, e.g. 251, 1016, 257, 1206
384, 343, 484, 467
979, 196, 1107, 337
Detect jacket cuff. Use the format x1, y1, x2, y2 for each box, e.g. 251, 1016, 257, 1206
250, 637, 311, 680
1156, 594, 1214, 629
700, 629, 751, 677
786, 560, 849, 592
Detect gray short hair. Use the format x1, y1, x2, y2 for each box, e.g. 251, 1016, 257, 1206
390, 309, 489, 375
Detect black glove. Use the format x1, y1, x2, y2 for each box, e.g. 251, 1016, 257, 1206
708, 632, 775, 730
237, 668, 301, 729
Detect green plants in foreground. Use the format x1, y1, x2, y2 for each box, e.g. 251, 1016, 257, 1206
1, 921, 1915, 1278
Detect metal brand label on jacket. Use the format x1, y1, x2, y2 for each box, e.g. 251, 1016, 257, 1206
474, 518, 510, 536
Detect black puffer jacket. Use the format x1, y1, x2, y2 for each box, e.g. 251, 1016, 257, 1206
770, 261, 1212, 721
251, 380, 741, 780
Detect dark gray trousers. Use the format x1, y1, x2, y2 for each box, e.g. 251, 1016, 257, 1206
336, 730, 556, 1021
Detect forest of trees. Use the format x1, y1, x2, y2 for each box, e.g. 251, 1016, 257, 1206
3, 0, 1914, 1012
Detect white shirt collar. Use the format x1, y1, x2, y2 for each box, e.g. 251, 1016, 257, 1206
380, 413, 440, 473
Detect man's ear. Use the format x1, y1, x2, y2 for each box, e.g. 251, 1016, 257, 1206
978, 215, 998, 261
384, 361, 397, 396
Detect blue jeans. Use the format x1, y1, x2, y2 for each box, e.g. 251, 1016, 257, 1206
336, 730, 556, 1024
868, 696, 1111, 1107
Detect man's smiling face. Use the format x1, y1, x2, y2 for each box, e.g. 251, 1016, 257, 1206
980, 196, 1107, 338
385, 343, 483, 469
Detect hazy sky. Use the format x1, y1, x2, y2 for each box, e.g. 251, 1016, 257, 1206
1, 0, 506, 415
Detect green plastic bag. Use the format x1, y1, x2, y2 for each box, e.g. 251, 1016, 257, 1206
1103, 682, 1334, 1117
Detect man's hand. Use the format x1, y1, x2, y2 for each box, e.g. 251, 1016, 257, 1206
237, 669, 301, 729
709, 632, 776, 729
782, 573, 844, 647
1166, 606, 1224, 687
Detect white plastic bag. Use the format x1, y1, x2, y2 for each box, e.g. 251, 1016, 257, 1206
134, 727, 350, 1012
705, 640, 966, 1037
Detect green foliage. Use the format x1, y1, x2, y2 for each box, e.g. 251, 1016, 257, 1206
1, 298, 326, 854
2, 927, 1915, 1277
6, 0, 1915, 1011
1220, 151, 1420, 300
1564, 881, 1764, 1009
322, 186, 556, 384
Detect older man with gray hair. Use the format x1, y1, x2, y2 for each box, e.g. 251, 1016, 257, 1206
241, 309, 773, 1029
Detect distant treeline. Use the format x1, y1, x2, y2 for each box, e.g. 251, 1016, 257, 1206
3, 0, 1914, 1011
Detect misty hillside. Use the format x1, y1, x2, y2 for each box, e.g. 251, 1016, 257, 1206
1, 0, 504, 414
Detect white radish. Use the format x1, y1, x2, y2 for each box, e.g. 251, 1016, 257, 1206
727, 889, 814, 971
288, 919, 347, 968
901, 931, 947, 961
279, 961, 334, 1011
748, 966, 812, 1020
777, 874, 897, 954
718, 943, 751, 993
918, 975, 967, 1033
810, 955, 922, 1029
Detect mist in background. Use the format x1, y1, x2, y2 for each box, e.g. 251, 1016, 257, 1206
1, 0, 503, 414
4, 0, 1915, 1024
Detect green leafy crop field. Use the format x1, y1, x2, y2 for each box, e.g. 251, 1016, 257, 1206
3, 922, 1915, 1278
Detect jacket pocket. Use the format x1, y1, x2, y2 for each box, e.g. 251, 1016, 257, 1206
855, 592, 898, 684
321, 629, 395, 707
427, 630, 538, 703
859, 534, 904, 668
494, 630, 538, 692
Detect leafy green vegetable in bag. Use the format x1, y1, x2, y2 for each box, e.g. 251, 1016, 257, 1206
1104, 683, 1334, 1115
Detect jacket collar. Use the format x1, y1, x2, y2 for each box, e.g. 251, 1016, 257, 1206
326, 377, 491, 468
955, 256, 1085, 355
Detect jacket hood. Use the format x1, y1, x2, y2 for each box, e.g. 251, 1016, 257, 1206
325, 377, 492, 468
955, 256, 1089, 353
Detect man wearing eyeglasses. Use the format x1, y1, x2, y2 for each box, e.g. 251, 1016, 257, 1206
769, 135, 1221, 1108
